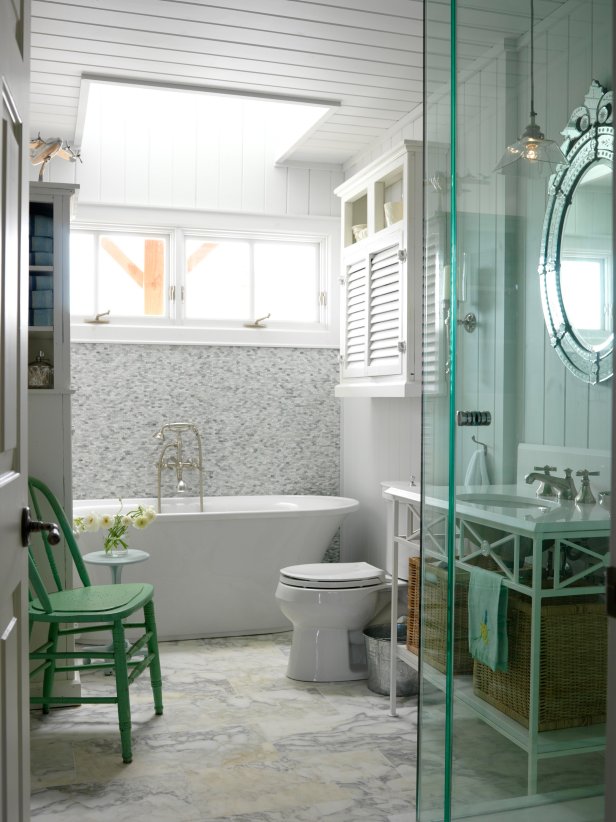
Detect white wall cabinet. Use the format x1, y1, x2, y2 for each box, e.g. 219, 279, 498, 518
334, 141, 422, 397
28, 182, 77, 510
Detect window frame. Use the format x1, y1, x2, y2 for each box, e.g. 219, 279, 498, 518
70, 211, 339, 348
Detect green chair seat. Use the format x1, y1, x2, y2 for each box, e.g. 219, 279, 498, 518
30, 583, 154, 618
27, 477, 163, 764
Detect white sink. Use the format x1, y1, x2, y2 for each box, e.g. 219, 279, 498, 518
456, 493, 557, 509
383, 482, 610, 534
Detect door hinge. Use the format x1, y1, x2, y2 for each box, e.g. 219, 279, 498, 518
319, 291, 327, 306
398, 249, 407, 262
607, 566, 616, 618
397, 341, 407, 353
169, 285, 176, 301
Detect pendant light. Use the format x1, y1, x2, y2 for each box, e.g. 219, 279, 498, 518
495, 0, 569, 177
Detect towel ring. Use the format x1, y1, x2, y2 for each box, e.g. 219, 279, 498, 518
471, 435, 488, 455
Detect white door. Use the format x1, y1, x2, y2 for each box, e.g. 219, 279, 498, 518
608, 561, 616, 820
0, 0, 30, 819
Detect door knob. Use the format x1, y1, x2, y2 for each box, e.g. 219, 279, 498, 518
21, 507, 61, 547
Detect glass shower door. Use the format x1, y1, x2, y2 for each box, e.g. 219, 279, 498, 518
418, 0, 612, 820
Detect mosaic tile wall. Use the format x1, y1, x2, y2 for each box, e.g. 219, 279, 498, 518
71, 343, 340, 502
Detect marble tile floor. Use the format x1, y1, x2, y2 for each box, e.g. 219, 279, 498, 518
417, 689, 605, 820
30, 632, 417, 822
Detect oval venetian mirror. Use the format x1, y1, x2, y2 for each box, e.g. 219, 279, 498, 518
539, 80, 613, 384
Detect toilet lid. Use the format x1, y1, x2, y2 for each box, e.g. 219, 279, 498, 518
279, 562, 386, 589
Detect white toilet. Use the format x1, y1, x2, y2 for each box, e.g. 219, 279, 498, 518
275, 561, 402, 682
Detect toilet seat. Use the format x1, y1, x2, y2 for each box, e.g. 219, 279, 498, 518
279, 561, 386, 589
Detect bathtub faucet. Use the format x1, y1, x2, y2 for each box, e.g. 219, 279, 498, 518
154, 423, 204, 512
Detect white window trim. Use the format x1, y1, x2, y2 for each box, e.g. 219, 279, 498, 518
70, 205, 340, 348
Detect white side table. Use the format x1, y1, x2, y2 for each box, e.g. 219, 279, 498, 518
80, 549, 150, 665
83, 549, 150, 584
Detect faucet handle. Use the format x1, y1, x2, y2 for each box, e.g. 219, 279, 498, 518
598, 491, 611, 512
575, 469, 598, 505
534, 464, 556, 473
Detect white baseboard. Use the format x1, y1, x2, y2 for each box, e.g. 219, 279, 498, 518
30, 675, 82, 704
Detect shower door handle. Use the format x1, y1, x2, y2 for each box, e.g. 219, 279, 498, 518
456, 411, 491, 426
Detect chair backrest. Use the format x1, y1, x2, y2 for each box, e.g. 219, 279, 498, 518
28, 477, 92, 612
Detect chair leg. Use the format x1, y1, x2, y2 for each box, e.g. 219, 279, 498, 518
42, 623, 59, 714
112, 619, 133, 764
143, 600, 164, 716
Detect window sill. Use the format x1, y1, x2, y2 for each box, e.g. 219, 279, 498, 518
71, 322, 339, 349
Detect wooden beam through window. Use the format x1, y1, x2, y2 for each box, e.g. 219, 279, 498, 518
187, 242, 217, 272
100, 237, 165, 315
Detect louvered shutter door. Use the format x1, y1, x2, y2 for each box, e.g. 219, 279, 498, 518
366, 242, 403, 376
342, 257, 368, 378
423, 215, 447, 395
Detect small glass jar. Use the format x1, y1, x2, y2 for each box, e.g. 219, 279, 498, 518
28, 350, 54, 388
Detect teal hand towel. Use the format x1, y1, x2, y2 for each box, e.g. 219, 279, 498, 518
468, 567, 508, 672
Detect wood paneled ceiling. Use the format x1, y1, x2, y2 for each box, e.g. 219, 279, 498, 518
30, 0, 568, 166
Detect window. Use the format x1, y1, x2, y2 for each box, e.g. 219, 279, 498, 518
70, 230, 169, 321
184, 239, 250, 322
183, 237, 320, 325
70, 223, 336, 347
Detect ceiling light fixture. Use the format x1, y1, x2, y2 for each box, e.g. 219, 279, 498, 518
495, 0, 569, 177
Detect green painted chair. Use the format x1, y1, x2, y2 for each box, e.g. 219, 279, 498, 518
27, 476, 163, 763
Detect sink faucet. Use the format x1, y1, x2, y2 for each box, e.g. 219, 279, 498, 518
525, 467, 577, 501
154, 423, 204, 512
525, 465, 557, 498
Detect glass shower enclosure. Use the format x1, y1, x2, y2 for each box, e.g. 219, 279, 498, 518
418, 0, 612, 819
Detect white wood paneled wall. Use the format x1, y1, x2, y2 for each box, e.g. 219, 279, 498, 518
455, 41, 519, 485
340, 397, 421, 567
425, 0, 611, 487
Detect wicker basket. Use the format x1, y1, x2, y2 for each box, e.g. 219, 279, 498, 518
407, 557, 420, 654
406, 556, 474, 675
473, 594, 607, 731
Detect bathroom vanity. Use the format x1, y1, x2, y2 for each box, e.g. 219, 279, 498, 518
383, 480, 610, 796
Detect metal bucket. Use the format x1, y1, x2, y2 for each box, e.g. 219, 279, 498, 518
363, 624, 418, 696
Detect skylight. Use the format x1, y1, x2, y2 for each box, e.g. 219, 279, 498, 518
76, 78, 334, 166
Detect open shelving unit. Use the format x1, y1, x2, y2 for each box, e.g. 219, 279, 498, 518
28, 182, 78, 512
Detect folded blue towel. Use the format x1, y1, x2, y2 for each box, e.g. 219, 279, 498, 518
468, 567, 508, 672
